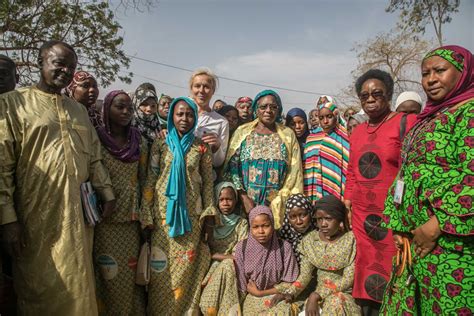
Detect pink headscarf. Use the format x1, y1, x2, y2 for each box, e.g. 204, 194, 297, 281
234, 205, 299, 293
96, 90, 141, 163
418, 45, 473, 122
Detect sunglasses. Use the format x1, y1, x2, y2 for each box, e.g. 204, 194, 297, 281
359, 90, 385, 103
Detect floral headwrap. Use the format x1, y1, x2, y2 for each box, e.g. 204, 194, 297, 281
65, 71, 94, 97
418, 45, 473, 121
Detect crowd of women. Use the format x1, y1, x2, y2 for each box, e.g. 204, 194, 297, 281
1, 42, 472, 316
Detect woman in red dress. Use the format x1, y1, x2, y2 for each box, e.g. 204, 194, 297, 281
344, 69, 416, 315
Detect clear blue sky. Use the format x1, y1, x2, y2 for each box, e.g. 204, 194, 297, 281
107, 0, 473, 112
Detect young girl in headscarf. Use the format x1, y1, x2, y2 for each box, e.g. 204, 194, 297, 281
285, 108, 310, 157
278, 193, 316, 264
65, 70, 102, 128
140, 97, 216, 315
234, 205, 299, 314
132, 86, 161, 146
278, 193, 318, 308
277, 195, 360, 315
94, 90, 147, 314
199, 182, 248, 315
303, 102, 350, 203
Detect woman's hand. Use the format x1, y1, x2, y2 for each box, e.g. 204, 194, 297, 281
269, 293, 292, 308
393, 233, 404, 250
201, 133, 220, 153
247, 280, 261, 297
202, 216, 215, 243
102, 199, 116, 218
211, 253, 234, 261
240, 193, 255, 214
305, 292, 321, 316
411, 216, 441, 258
157, 129, 168, 139
140, 225, 154, 242
344, 200, 352, 229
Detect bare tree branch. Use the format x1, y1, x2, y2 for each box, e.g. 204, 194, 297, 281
337, 28, 430, 109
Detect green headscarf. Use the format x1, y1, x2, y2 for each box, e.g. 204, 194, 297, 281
214, 181, 241, 240
251, 89, 283, 123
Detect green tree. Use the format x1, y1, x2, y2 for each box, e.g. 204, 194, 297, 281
386, 0, 461, 46
0, 0, 132, 87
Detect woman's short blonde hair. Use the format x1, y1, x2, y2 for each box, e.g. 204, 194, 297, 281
189, 67, 219, 92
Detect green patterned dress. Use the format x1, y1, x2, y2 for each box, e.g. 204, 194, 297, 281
94, 140, 148, 315
227, 131, 288, 206
141, 138, 216, 315
199, 218, 248, 315
278, 230, 361, 315
382, 101, 474, 315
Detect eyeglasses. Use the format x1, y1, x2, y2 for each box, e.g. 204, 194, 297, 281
258, 103, 279, 111
359, 90, 385, 103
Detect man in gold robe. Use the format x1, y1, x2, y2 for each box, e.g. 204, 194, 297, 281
0, 40, 115, 315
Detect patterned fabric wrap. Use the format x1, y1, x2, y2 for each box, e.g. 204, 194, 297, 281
65, 70, 94, 97
424, 48, 464, 72
382, 98, 474, 314
132, 87, 161, 145
236, 96, 253, 106
418, 45, 474, 121
279, 193, 316, 264
251, 89, 283, 123
223, 119, 304, 228
234, 205, 299, 293
97, 90, 141, 163
318, 101, 345, 126
165, 97, 199, 237
317, 95, 334, 105
227, 132, 288, 207
303, 102, 350, 202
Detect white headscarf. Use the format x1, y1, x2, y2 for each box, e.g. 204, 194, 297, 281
395, 91, 423, 110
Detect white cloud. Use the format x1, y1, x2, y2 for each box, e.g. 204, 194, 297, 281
214, 50, 357, 111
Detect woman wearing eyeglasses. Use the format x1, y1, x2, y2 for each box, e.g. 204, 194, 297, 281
223, 90, 303, 228
344, 69, 417, 315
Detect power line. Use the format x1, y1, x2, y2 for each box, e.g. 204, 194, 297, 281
126, 54, 334, 96
126, 71, 318, 106
125, 72, 240, 99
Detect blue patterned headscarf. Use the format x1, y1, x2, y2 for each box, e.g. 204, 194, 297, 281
165, 97, 198, 237
251, 89, 283, 123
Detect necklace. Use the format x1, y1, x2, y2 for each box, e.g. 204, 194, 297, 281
366, 111, 392, 135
